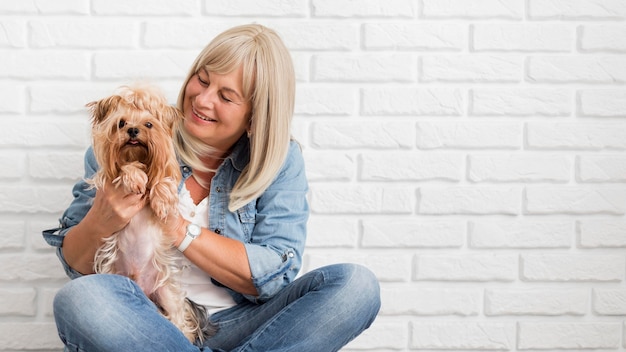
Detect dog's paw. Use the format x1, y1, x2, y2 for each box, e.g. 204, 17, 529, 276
115, 162, 148, 195
150, 177, 178, 220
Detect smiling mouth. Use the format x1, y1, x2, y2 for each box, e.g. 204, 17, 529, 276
193, 107, 216, 122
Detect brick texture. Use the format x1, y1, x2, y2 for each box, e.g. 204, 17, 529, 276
3, 1, 626, 351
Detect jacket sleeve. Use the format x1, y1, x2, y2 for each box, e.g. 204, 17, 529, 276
242, 142, 309, 302
42, 147, 98, 279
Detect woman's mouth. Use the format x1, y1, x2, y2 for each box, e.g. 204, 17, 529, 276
192, 107, 216, 122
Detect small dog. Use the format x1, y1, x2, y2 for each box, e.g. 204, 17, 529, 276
87, 85, 213, 342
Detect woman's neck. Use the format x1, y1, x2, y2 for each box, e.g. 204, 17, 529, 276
191, 154, 221, 185
200, 154, 224, 171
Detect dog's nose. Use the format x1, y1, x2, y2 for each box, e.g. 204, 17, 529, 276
127, 127, 139, 138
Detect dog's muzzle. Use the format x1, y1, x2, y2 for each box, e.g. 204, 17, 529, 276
128, 127, 140, 138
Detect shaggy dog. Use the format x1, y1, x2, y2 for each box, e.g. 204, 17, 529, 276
87, 85, 212, 342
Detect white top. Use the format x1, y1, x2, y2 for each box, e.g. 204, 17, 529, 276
174, 183, 237, 314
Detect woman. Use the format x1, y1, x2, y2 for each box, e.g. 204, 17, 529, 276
44, 24, 380, 352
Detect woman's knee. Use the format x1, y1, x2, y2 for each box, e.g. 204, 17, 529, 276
349, 263, 380, 305
53, 274, 192, 351
317, 263, 381, 332
54, 274, 141, 323
55, 275, 99, 317
57, 274, 118, 304
325, 263, 381, 311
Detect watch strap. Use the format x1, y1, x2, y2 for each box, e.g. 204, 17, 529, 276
177, 234, 194, 252
177, 223, 200, 253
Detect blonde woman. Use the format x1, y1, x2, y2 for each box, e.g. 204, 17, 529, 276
45, 24, 380, 352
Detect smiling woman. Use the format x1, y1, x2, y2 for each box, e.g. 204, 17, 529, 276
44, 23, 380, 352
181, 66, 251, 153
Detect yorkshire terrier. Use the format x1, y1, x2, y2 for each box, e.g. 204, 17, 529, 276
87, 84, 213, 342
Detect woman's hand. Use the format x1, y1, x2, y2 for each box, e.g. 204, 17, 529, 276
90, 181, 148, 235
61, 180, 148, 275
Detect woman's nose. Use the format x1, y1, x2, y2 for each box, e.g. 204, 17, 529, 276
196, 86, 216, 108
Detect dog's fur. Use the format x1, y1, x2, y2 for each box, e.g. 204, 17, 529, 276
87, 85, 213, 342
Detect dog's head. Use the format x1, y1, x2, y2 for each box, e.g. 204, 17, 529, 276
87, 85, 182, 181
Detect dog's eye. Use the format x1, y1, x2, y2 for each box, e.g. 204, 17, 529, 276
145, 122, 153, 129
118, 120, 126, 128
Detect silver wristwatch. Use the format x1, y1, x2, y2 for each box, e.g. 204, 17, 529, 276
177, 223, 201, 253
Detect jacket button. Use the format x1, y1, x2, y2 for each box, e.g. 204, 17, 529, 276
215, 187, 222, 193
214, 228, 221, 234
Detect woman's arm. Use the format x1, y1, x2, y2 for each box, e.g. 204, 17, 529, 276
171, 220, 258, 296
169, 141, 309, 301
63, 184, 146, 275
46, 147, 146, 276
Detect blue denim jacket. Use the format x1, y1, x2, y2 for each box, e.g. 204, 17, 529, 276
43, 136, 309, 303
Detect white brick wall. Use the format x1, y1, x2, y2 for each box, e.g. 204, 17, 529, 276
1, 0, 626, 351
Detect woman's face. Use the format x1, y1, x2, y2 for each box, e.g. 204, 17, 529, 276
182, 65, 251, 153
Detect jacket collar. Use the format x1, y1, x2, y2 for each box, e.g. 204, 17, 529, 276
224, 134, 250, 172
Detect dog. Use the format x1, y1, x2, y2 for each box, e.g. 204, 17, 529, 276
87, 84, 213, 342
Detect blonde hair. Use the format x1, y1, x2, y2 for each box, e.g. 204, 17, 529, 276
173, 24, 295, 211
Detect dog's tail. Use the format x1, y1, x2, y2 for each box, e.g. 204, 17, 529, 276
186, 298, 218, 343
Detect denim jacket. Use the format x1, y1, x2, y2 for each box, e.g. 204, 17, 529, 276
43, 136, 309, 304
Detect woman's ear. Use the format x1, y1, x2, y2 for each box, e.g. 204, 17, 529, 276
246, 115, 253, 137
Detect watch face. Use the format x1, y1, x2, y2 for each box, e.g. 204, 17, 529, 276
188, 224, 201, 237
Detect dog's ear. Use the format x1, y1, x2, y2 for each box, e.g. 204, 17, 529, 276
86, 95, 123, 125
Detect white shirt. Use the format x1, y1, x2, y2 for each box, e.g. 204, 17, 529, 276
174, 183, 236, 314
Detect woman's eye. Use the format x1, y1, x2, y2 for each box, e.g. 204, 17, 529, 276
145, 122, 153, 128
118, 120, 126, 128
220, 93, 233, 103
197, 74, 209, 86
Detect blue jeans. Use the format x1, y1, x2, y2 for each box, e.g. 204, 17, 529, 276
53, 264, 380, 352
